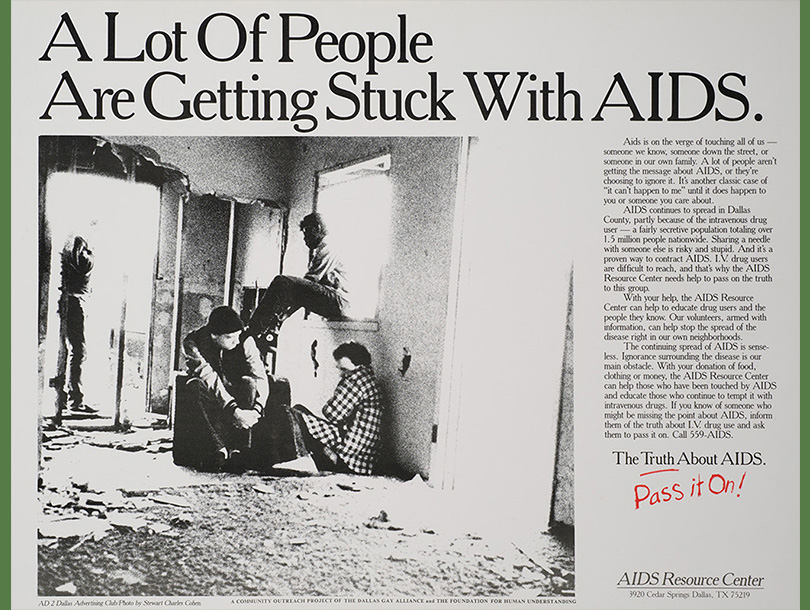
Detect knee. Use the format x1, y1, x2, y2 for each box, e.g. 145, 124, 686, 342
240, 376, 257, 392
291, 404, 309, 416
290, 405, 311, 428
185, 377, 208, 400
185, 377, 205, 389
270, 275, 294, 292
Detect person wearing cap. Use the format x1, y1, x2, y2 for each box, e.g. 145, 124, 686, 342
182, 305, 269, 471
248, 212, 350, 351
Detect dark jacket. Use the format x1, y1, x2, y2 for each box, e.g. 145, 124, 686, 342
182, 327, 269, 410
60, 237, 93, 295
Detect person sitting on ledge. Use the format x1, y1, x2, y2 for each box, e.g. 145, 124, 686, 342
292, 342, 384, 475
248, 212, 351, 353
183, 306, 269, 472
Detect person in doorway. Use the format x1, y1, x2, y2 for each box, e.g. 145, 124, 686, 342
292, 342, 384, 475
248, 213, 350, 353
183, 306, 269, 472
50, 235, 97, 423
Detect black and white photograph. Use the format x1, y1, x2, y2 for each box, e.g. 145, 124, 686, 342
35, 135, 575, 598
10, 2, 799, 608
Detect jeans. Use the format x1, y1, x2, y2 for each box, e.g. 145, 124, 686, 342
186, 375, 258, 454
52, 294, 87, 413
248, 275, 347, 337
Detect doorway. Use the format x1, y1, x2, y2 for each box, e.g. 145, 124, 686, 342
42, 172, 161, 426
431, 135, 573, 534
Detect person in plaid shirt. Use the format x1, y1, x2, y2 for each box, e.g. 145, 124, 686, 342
293, 342, 383, 475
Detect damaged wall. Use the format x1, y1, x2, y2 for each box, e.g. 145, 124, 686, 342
231, 201, 287, 325
177, 193, 230, 342
110, 136, 294, 402
113, 136, 295, 201
149, 178, 185, 411
113, 136, 294, 302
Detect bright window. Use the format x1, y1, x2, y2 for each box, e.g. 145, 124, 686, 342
315, 154, 392, 319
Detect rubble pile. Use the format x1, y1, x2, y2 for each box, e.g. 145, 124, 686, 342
39, 430, 574, 598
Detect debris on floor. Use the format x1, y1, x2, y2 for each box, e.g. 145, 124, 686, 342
38, 427, 575, 598
150, 494, 192, 508
54, 582, 77, 595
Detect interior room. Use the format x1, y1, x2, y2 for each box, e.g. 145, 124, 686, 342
37, 134, 574, 597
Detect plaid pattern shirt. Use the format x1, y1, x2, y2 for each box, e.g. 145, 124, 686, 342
299, 365, 383, 475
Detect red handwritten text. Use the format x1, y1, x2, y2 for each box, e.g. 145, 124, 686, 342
634, 470, 747, 510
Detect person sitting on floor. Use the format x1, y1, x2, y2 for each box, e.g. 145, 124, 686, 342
292, 342, 384, 475
182, 305, 269, 472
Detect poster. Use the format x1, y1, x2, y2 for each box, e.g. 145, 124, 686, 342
10, 1, 800, 608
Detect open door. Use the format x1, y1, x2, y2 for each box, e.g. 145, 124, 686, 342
431, 136, 574, 535
41, 172, 161, 427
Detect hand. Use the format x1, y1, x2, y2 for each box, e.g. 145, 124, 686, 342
232, 408, 261, 429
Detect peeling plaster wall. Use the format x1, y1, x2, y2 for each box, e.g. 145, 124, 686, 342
111, 139, 293, 296
150, 179, 184, 412
177, 193, 231, 342
233, 203, 285, 289
112, 136, 295, 201
284, 138, 462, 477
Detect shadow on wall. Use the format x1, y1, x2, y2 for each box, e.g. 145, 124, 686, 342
550, 267, 574, 528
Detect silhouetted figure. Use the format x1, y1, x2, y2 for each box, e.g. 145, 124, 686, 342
50, 236, 96, 423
